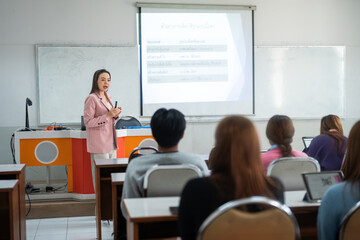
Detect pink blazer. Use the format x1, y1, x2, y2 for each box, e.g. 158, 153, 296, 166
83, 92, 118, 154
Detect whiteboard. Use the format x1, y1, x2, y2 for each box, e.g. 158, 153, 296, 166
37, 46, 345, 124
37, 46, 139, 125
255, 46, 345, 118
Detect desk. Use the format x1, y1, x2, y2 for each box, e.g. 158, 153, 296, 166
110, 156, 210, 240
0, 164, 26, 240
0, 180, 20, 240
285, 191, 320, 240
14, 128, 152, 194
123, 197, 179, 240
123, 191, 320, 240
111, 172, 126, 240
95, 158, 129, 240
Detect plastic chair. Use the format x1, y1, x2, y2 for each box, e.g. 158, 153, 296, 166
138, 138, 158, 154
128, 138, 159, 162
197, 196, 300, 240
143, 164, 203, 197
339, 201, 360, 240
267, 157, 321, 191
115, 116, 141, 129
128, 146, 158, 162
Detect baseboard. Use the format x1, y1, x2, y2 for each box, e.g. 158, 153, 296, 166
26, 200, 95, 219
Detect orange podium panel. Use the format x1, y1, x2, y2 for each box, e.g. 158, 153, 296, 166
72, 138, 94, 194
15, 128, 153, 194
19, 138, 73, 192
117, 136, 155, 158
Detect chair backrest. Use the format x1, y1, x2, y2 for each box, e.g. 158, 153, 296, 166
339, 201, 360, 240
128, 146, 158, 162
197, 196, 300, 240
115, 116, 141, 129
266, 157, 321, 191
138, 138, 158, 154
143, 164, 203, 197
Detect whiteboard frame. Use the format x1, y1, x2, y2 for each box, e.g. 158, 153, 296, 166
36, 44, 139, 126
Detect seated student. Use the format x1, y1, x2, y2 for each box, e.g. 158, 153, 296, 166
121, 108, 208, 216
317, 120, 360, 240
261, 115, 307, 171
178, 115, 284, 240
306, 114, 347, 171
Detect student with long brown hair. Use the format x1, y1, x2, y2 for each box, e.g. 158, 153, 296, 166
306, 114, 347, 170
262, 115, 307, 171
178, 116, 284, 240
317, 120, 360, 240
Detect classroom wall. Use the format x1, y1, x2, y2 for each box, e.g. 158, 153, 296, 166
1, 0, 360, 182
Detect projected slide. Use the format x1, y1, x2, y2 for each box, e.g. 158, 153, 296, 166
139, 8, 254, 116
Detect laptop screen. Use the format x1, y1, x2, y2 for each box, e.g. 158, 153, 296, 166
302, 137, 314, 149
302, 171, 343, 201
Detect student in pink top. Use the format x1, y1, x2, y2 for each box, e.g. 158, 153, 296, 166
261, 115, 307, 172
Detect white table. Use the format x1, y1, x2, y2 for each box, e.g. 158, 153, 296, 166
285, 190, 320, 208
123, 197, 179, 240
123, 191, 320, 240
285, 191, 320, 239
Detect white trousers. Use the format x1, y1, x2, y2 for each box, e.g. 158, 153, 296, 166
90, 149, 117, 190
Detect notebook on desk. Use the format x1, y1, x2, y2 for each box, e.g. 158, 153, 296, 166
302, 171, 343, 202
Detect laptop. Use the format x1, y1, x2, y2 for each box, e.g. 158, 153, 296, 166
302, 171, 344, 202
302, 136, 314, 149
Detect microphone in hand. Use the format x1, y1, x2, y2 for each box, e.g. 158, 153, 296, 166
113, 101, 121, 119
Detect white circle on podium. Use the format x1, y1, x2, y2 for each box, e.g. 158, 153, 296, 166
34, 141, 59, 164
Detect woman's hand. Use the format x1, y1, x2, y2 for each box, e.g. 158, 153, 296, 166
107, 107, 122, 118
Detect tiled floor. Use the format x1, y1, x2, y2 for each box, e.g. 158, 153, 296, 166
26, 216, 114, 240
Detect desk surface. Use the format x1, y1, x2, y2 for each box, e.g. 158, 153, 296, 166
0, 179, 19, 190
95, 158, 129, 168
0, 164, 25, 174
285, 190, 320, 208
124, 197, 179, 222
14, 128, 152, 139
124, 191, 318, 221
111, 172, 126, 184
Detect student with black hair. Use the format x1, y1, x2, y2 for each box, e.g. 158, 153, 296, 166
120, 108, 208, 216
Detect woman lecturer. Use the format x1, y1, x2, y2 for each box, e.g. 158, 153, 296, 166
83, 69, 121, 187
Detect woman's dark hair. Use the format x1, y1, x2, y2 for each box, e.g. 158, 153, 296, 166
209, 115, 277, 200
150, 108, 186, 148
320, 115, 346, 155
342, 120, 360, 181
265, 115, 295, 157
90, 69, 111, 94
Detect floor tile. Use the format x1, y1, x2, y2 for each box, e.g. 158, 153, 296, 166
36, 217, 68, 236
34, 234, 67, 240
26, 216, 116, 240
26, 218, 40, 236
67, 232, 96, 240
